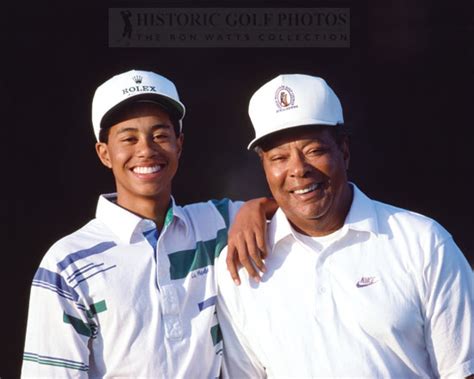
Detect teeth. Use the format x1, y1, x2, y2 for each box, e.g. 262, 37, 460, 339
133, 165, 161, 174
294, 183, 319, 195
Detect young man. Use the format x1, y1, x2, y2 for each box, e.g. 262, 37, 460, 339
21, 69, 274, 377
217, 74, 474, 378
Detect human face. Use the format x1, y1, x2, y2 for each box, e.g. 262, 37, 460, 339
96, 103, 183, 211
259, 127, 352, 236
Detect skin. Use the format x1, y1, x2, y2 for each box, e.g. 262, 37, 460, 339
95, 103, 183, 229
258, 126, 353, 236
226, 197, 278, 284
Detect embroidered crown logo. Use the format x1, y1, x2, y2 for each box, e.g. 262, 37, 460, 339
132, 75, 143, 84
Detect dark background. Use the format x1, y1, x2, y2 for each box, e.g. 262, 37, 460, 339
4, 0, 473, 376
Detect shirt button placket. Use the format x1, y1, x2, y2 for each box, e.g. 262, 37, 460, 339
162, 284, 183, 340
314, 253, 332, 321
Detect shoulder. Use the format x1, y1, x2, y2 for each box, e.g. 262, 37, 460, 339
370, 200, 467, 277
372, 200, 451, 243
40, 218, 116, 269
177, 198, 243, 229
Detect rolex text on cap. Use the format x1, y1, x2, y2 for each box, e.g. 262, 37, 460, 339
91, 69, 186, 141
247, 74, 343, 150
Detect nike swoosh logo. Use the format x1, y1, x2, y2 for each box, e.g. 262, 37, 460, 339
356, 276, 378, 288
356, 282, 376, 288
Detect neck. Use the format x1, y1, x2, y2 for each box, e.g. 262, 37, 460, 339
116, 194, 171, 230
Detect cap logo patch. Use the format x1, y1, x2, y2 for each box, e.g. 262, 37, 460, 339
275, 85, 298, 112
132, 75, 143, 84
121, 85, 157, 96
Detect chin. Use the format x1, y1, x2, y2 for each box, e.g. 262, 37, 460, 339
142, 190, 165, 198
300, 206, 329, 220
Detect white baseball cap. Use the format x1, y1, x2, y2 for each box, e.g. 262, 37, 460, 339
91, 69, 186, 141
247, 74, 343, 150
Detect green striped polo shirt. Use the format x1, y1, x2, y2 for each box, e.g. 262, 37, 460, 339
22, 193, 242, 378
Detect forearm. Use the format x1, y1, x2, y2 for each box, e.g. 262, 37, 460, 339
226, 197, 277, 284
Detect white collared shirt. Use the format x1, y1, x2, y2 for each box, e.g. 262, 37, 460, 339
22, 194, 242, 378
217, 184, 474, 379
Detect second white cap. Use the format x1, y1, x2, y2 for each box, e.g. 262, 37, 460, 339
248, 74, 343, 150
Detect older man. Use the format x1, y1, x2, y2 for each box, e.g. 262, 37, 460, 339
217, 74, 474, 378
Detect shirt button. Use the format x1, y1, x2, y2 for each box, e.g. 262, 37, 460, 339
319, 287, 326, 294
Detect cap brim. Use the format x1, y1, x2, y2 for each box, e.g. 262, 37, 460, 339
247, 121, 341, 150
100, 93, 185, 130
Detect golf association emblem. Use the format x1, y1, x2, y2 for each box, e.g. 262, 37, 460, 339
275, 85, 297, 112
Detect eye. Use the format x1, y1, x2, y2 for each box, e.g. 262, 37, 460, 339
306, 145, 328, 157
307, 149, 321, 156
153, 133, 170, 142
269, 154, 286, 162
121, 135, 137, 143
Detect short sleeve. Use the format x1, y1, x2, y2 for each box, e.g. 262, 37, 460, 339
422, 236, 474, 378
21, 260, 92, 377
210, 198, 244, 229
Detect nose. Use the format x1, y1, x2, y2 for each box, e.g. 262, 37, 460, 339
136, 135, 158, 158
288, 151, 311, 177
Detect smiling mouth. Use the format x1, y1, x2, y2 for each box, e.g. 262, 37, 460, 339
132, 165, 162, 174
292, 183, 321, 195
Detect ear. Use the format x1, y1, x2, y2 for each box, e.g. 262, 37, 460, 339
95, 142, 113, 169
176, 133, 184, 159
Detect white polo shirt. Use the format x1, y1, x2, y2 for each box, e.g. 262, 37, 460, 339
217, 184, 474, 379
22, 194, 241, 378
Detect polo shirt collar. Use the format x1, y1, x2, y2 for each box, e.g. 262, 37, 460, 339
96, 193, 185, 244
345, 183, 379, 235
267, 183, 379, 249
267, 208, 294, 249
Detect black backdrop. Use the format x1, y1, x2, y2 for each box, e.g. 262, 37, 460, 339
4, 0, 473, 376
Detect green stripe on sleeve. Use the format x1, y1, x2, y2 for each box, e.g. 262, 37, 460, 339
23, 353, 88, 371
211, 198, 230, 229
168, 228, 227, 280
214, 228, 228, 258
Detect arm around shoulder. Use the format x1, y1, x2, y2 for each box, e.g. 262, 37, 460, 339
227, 197, 278, 285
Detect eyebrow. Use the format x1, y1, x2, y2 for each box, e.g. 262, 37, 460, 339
116, 123, 172, 135
269, 138, 325, 148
